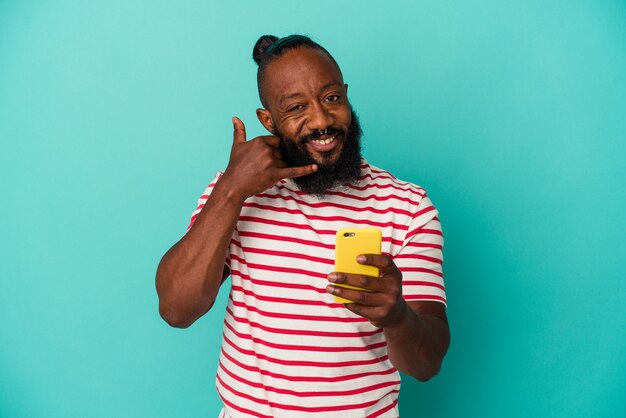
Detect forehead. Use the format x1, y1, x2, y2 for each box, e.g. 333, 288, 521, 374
262, 47, 344, 107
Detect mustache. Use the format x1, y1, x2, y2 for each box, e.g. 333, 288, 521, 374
299, 127, 344, 144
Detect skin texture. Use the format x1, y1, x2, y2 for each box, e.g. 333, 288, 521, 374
156, 46, 450, 381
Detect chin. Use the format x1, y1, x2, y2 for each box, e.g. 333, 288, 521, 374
314, 146, 343, 166
314, 155, 338, 166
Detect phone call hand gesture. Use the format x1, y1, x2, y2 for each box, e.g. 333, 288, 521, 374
327, 254, 407, 328
220, 117, 317, 201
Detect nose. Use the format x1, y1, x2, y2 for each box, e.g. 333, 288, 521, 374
306, 102, 334, 132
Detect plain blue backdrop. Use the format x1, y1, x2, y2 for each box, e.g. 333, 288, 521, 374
1, 1, 625, 417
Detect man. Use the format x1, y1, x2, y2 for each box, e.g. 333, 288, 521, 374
156, 34, 449, 418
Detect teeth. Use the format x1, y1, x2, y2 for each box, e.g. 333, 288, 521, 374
312, 136, 335, 145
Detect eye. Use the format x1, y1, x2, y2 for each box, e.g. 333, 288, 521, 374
325, 95, 340, 102
287, 104, 304, 112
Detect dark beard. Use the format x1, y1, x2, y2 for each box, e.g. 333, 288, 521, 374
277, 107, 363, 198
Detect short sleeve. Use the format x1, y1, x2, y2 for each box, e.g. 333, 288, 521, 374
186, 171, 231, 268
187, 172, 224, 231
394, 194, 447, 306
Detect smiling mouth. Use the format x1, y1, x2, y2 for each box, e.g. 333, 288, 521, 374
310, 136, 336, 146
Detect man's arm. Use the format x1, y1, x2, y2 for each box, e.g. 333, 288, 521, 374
326, 255, 450, 381
381, 300, 449, 381
156, 117, 317, 328
156, 177, 244, 328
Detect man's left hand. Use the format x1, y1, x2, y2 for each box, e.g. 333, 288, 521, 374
327, 254, 408, 328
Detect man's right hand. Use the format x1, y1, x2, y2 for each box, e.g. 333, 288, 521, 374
221, 117, 317, 200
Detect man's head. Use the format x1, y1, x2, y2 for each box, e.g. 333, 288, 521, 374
252, 34, 363, 196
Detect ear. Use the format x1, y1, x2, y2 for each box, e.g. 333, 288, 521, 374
256, 108, 275, 134
344, 83, 349, 93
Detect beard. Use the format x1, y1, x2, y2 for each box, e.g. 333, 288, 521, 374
277, 107, 363, 198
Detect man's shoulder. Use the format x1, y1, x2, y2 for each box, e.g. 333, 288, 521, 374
360, 160, 428, 198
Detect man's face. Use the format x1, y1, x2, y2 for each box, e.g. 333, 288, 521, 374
257, 47, 362, 195
276, 107, 362, 197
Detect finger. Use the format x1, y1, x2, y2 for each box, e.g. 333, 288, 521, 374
262, 135, 281, 149
344, 303, 372, 319
272, 149, 286, 167
329, 272, 381, 293
326, 283, 381, 306
232, 116, 247, 144
345, 303, 390, 328
357, 254, 396, 275
275, 164, 318, 180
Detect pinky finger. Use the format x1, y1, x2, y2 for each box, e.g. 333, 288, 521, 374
280, 164, 317, 179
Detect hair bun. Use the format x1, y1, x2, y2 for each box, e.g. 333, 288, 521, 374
253, 35, 279, 65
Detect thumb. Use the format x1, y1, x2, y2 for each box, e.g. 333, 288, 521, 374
232, 116, 247, 144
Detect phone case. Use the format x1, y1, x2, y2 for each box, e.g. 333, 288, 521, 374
333, 227, 382, 303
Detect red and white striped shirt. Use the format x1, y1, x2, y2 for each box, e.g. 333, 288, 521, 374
189, 161, 446, 418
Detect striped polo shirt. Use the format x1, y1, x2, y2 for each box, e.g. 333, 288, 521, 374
189, 160, 446, 418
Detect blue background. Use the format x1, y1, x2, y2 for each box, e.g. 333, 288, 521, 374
1, 1, 625, 417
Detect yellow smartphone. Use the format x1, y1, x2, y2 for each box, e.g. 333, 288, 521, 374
333, 227, 382, 303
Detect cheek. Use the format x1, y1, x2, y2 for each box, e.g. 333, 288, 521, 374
346, 105, 354, 120
336, 105, 352, 129
279, 118, 307, 139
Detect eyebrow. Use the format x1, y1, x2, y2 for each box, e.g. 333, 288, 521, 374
279, 80, 343, 105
